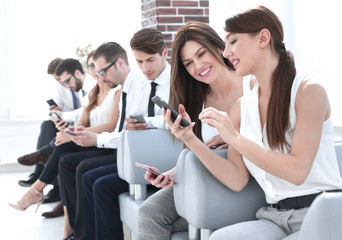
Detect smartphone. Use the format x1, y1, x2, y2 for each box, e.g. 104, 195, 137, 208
46, 99, 57, 106
64, 129, 77, 136
49, 111, 62, 121
135, 162, 168, 182
129, 113, 147, 124
152, 96, 190, 127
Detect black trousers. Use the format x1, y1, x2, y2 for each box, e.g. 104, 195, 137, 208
59, 150, 117, 240
36, 120, 58, 149
39, 141, 101, 184
82, 164, 129, 240
34, 120, 58, 186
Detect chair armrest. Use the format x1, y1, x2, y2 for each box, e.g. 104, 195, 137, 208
299, 191, 342, 240
117, 129, 183, 184
174, 149, 267, 230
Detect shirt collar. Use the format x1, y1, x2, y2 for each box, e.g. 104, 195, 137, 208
152, 63, 170, 86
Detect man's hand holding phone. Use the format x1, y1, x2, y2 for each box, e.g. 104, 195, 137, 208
126, 113, 149, 130
136, 162, 174, 188
47, 99, 61, 111
68, 126, 97, 147
49, 111, 68, 130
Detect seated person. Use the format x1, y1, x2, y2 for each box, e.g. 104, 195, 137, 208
17, 57, 96, 207
167, 6, 342, 240
8, 53, 121, 238
138, 22, 253, 240
79, 27, 172, 240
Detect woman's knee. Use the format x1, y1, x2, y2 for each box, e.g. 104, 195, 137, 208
139, 190, 173, 224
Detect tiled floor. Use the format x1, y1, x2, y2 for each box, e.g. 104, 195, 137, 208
0, 171, 64, 240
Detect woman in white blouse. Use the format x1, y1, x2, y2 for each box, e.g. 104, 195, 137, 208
138, 22, 254, 240
165, 6, 342, 240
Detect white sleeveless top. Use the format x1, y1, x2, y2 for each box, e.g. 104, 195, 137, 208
88, 88, 116, 127
202, 75, 253, 143
240, 75, 342, 204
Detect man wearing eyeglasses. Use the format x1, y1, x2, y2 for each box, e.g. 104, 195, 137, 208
16, 58, 96, 218
58, 31, 170, 240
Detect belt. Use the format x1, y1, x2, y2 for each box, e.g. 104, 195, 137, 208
269, 192, 321, 211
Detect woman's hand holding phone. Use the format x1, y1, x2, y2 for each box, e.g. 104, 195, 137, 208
137, 162, 174, 188
163, 104, 195, 143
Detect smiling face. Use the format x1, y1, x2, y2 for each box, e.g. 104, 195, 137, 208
133, 48, 167, 81
223, 32, 260, 77
180, 40, 221, 85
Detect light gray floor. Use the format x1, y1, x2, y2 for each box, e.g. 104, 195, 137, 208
0, 171, 64, 240
0, 170, 131, 240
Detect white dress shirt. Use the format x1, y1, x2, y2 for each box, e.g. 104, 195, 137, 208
143, 63, 171, 129
96, 69, 147, 149
59, 74, 96, 123
96, 64, 171, 149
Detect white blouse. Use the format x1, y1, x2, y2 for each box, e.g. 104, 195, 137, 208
240, 75, 342, 204
87, 88, 117, 127
202, 75, 253, 143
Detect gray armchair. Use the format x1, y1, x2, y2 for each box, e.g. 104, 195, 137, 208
117, 129, 184, 240
173, 143, 342, 240
174, 149, 266, 239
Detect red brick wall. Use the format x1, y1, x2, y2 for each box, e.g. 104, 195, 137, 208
141, 0, 209, 59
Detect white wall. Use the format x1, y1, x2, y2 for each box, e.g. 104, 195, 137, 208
0, 0, 142, 119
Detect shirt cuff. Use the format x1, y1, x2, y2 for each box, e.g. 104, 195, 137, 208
96, 132, 119, 149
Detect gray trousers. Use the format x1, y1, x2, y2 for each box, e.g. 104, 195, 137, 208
209, 206, 309, 240
138, 187, 188, 240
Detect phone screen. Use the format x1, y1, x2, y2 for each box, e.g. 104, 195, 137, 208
46, 99, 57, 106
151, 96, 190, 127
49, 112, 62, 121
135, 162, 161, 179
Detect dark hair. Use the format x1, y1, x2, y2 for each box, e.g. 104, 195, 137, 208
130, 28, 166, 55
80, 50, 98, 127
47, 58, 63, 74
225, 5, 296, 151
87, 50, 95, 63
171, 22, 234, 141
93, 42, 129, 66
55, 58, 85, 76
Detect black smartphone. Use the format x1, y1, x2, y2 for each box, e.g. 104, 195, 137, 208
129, 113, 147, 123
152, 96, 190, 127
49, 111, 62, 121
46, 99, 57, 106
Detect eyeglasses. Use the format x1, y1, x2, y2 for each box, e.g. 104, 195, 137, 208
87, 63, 95, 70
62, 75, 73, 86
95, 59, 118, 77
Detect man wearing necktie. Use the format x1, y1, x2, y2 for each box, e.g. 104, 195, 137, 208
58, 29, 170, 240
16, 58, 93, 219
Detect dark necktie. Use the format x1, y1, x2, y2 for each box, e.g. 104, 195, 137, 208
118, 91, 127, 132
71, 89, 79, 109
148, 82, 158, 117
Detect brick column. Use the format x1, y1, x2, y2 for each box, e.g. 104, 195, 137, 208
141, 0, 209, 60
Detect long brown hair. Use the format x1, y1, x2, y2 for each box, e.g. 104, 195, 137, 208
225, 6, 296, 151
170, 22, 234, 141
79, 51, 99, 127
